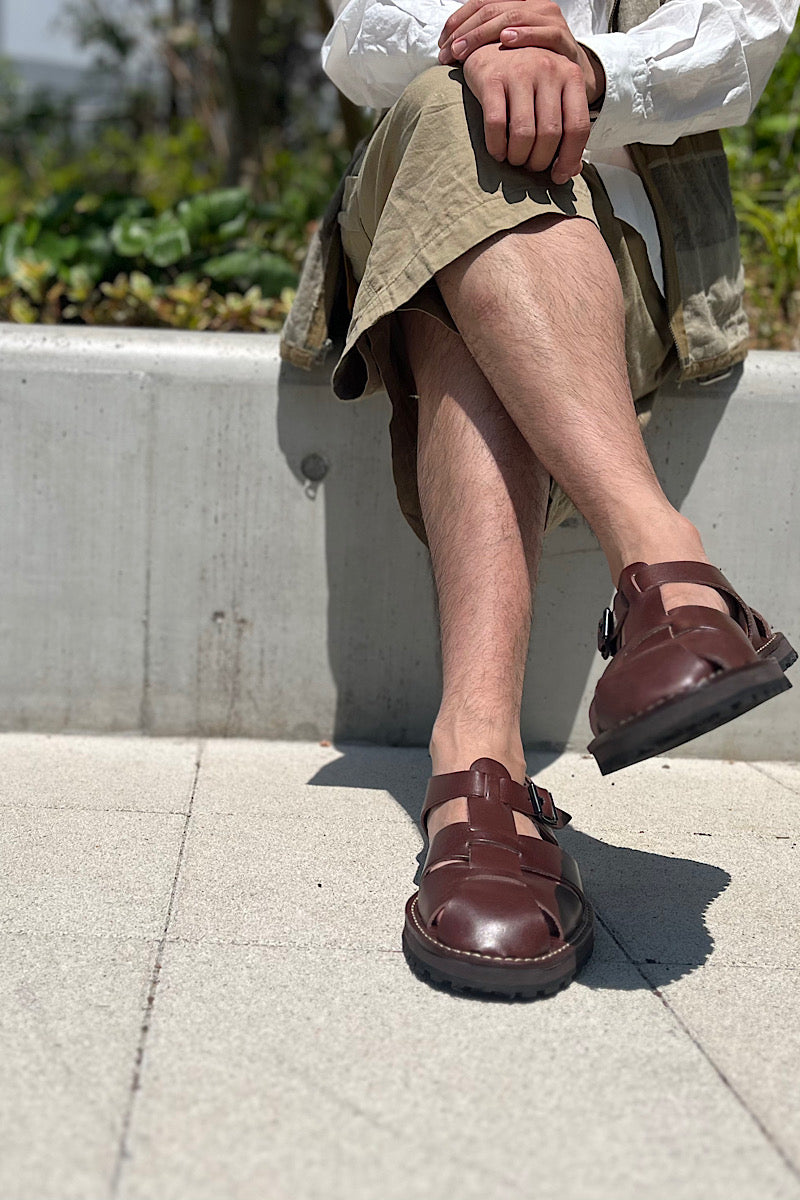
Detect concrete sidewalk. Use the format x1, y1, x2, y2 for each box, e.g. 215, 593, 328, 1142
2, 733, 799, 1200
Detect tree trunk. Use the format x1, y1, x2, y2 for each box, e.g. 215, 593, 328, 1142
314, 0, 370, 153
225, 0, 264, 185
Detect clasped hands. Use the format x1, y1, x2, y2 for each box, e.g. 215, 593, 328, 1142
438, 0, 605, 183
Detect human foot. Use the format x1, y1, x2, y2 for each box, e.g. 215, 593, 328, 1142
589, 561, 794, 774
427, 737, 542, 841
605, 516, 729, 617
403, 757, 594, 997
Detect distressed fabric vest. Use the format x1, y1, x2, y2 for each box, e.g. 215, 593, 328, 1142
280, 0, 749, 381
611, 0, 748, 379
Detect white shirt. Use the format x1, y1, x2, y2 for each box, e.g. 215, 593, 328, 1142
322, 0, 798, 292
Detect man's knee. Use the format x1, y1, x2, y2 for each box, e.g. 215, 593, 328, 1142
394, 64, 465, 125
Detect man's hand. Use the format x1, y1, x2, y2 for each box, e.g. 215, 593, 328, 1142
461, 43, 591, 184
439, 0, 604, 106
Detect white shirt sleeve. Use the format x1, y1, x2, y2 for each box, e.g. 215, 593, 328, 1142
583, 0, 800, 149
321, 0, 461, 108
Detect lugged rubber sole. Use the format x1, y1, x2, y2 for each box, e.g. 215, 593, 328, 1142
402, 895, 595, 1000
760, 632, 798, 674
589, 655, 791, 776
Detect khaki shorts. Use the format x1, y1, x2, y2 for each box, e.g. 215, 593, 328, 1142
332, 65, 677, 544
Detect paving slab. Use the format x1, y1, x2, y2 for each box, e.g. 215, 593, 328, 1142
170, 805, 434, 951
188, 734, 431, 820
530, 752, 800, 835
564, 827, 799, 977
190, 737, 430, 817
3, 737, 800, 1200
0, 733, 198, 812
0, 933, 154, 1200
648, 965, 800, 1173
118, 943, 800, 1200
748, 759, 800, 798
1, 807, 186, 938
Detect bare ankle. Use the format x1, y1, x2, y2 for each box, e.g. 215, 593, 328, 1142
604, 511, 711, 585
429, 718, 527, 784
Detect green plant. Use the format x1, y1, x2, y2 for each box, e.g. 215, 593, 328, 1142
0, 183, 308, 331
722, 19, 800, 347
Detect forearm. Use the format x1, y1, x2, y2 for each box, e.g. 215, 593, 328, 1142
322, 0, 461, 108
582, 0, 799, 150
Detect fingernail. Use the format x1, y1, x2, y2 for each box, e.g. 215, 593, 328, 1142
452, 38, 467, 53
502, 29, 518, 41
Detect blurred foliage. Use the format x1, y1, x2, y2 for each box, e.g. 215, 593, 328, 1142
0, 133, 349, 329
0, 0, 360, 331
722, 20, 800, 349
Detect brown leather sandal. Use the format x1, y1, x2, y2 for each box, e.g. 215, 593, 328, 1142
588, 560, 797, 775
402, 757, 594, 999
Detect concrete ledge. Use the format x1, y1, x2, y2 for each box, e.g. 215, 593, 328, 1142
0, 324, 797, 756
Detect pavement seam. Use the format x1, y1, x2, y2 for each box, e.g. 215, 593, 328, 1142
746, 760, 800, 800
595, 911, 800, 1186
109, 738, 204, 1199
0, 804, 192, 814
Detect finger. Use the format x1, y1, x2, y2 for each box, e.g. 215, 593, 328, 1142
439, 0, 490, 46
526, 73, 562, 173
441, 3, 532, 53
443, 12, 519, 60
551, 68, 591, 184
498, 24, 571, 57
506, 74, 536, 167
481, 77, 508, 161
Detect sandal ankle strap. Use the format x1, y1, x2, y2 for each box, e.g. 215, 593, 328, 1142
421, 763, 570, 833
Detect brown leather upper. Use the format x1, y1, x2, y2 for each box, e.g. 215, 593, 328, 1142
590, 560, 777, 735
414, 758, 588, 961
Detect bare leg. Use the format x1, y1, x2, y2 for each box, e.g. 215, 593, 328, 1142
398, 309, 550, 841
435, 215, 727, 615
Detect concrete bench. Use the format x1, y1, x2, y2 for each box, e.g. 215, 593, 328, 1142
1, 323, 797, 758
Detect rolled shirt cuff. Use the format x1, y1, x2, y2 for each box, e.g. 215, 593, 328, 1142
580, 32, 652, 151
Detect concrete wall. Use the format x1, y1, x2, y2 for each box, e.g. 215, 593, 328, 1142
1, 323, 797, 757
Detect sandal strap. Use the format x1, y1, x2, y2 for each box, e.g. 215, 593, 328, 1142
598, 560, 767, 658
421, 766, 570, 832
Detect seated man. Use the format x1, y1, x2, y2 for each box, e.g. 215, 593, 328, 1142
282, 0, 798, 997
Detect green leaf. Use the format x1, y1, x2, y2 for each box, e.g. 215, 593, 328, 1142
201, 188, 250, 227
176, 196, 211, 239
146, 214, 191, 267
201, 249, 297, 296
34, 231, 81, 266
33, 189, 84, 228
0, 222, 26, 275
111, 215, 156, 257
217, 212, 249, 241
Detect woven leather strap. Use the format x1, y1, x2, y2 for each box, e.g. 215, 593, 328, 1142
421, 767, 570, 833
599, 560, 773, 658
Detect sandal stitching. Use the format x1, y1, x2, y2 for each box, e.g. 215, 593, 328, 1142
408, 895, 585, 965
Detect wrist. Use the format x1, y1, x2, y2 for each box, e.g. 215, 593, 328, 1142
579, 44, 606, 108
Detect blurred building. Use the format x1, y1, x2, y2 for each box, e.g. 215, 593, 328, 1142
0, 0, 164, 124
0, 0, 91, 95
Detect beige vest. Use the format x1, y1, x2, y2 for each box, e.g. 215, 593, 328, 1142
281, 0, 749, 381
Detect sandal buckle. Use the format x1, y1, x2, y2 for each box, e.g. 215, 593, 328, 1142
598, 606, 617, 659
527, 778, 560, 827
